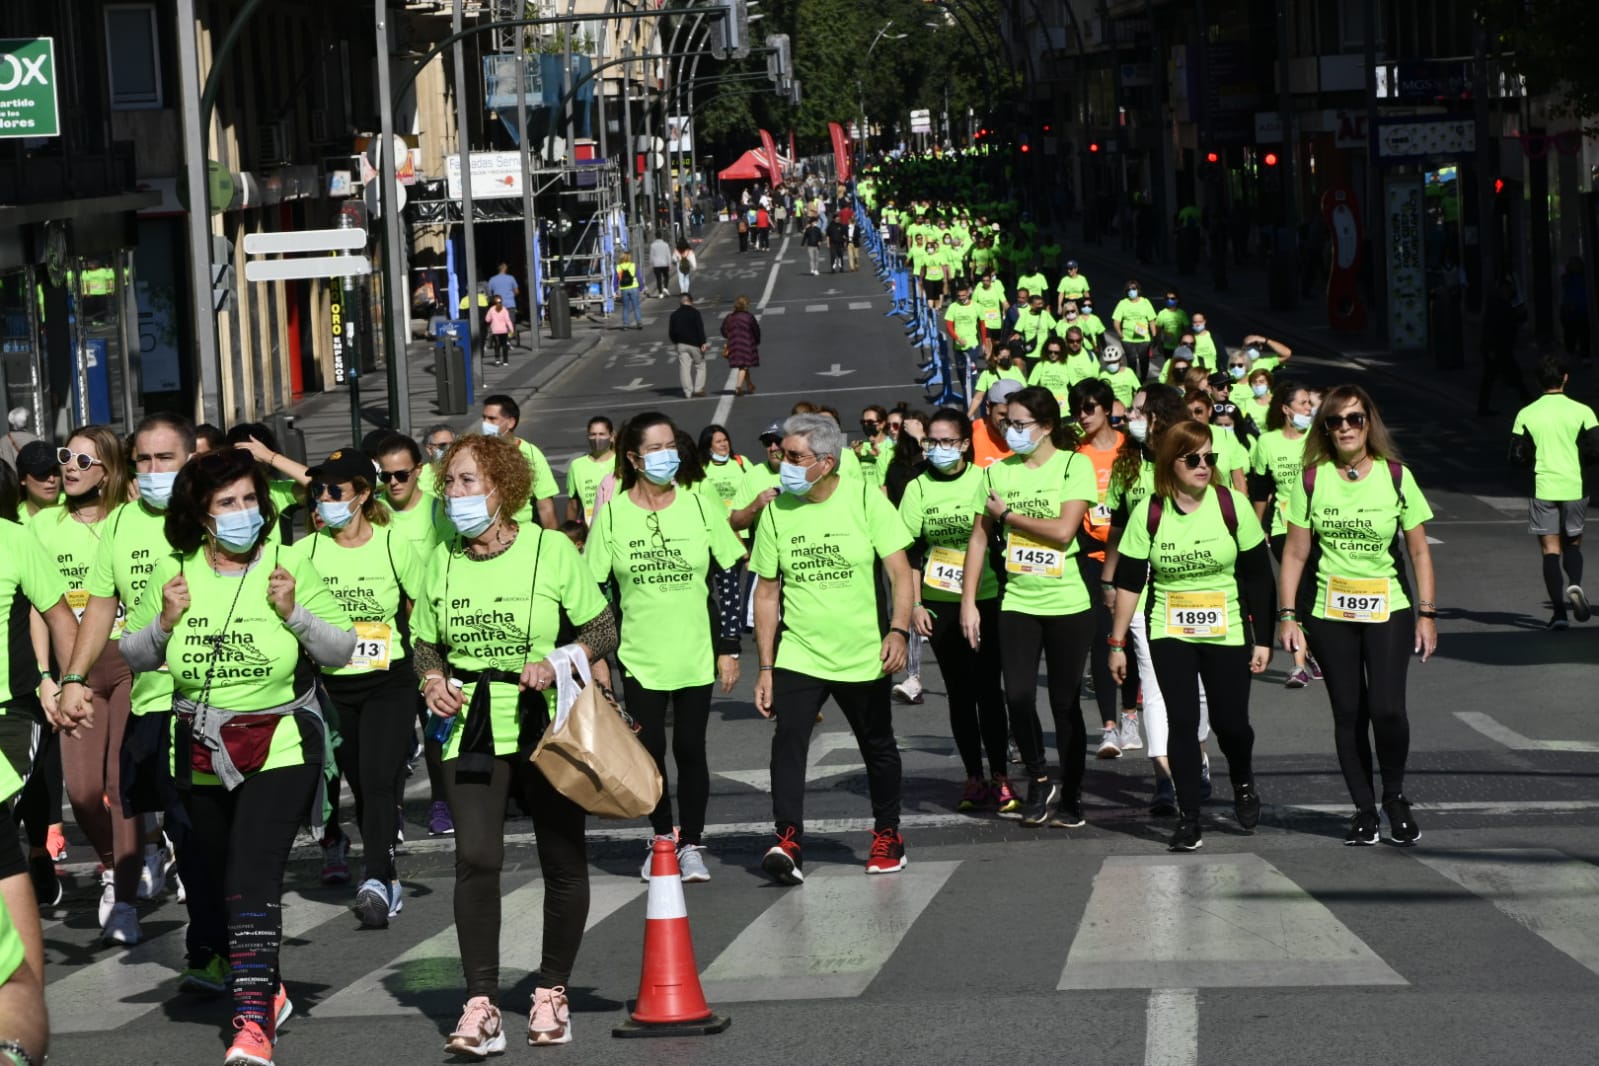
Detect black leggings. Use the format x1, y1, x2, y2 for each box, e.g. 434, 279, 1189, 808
1124, 340, 1152, 380
620, 676, 713, 844
443, 755, 588, 997
14, 728, 60, 850
925, 599, 1009, 778
998, 608, 1095, 793
1147, 639, 1256, 815
326, 669, 417, 882
1304, 610, 1413, 809
770, 670, 900, 842
185, 762, 320, 1036
1080, 556, 1139, 723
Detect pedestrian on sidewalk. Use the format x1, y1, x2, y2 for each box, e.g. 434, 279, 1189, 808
616, 251, 643, 330
486, 263, 520, 346
669, 295, 710, 399
1478, 276, 1532, 415
649, 234, 674, 298
721, 295, 761, 396
485, 296, 514, 367
801, 217, 823, 275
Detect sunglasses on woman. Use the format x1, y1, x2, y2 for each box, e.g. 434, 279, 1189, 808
1324, 412, 1367, 430
310, 481, 355, 500
1179, 452, 1219, 469
57, 448, 103, 470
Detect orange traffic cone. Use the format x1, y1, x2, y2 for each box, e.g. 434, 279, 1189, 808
612, 837, 731, 1038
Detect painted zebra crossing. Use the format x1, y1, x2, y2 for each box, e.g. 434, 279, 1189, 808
41, 845, 1599, 1033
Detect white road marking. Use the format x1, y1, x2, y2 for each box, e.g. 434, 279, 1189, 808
698, 861, 960, 1001
314, 877, 645, 1017
1454, 712, 1599, 753
805, 304, 829, 312
1145, 989, 1198, 1066
1058, 854, 1406, 989
1416, 850, 1599, 978
848, 301, 874, 310
761, 305, 787, 315
48, 892, 347, 1032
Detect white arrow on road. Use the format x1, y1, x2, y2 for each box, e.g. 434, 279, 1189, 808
613, 378, 651, 392
817, 363, 856, 377
821, 288, 842, 295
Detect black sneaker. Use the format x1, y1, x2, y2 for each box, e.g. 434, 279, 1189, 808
1344, 808, 1380, 846
761, 827, 804, 885
1234, 782, 1262, 832
1567, 585, 1592, 623
1168, 818, 1203, 852
1149, 777, 1177, 816
1018, 778, 1061, 828
1049, 795, 1086, 829
1382, 796, 1421, 845
28, 855, 60, 908
1547, 615, 1570, 631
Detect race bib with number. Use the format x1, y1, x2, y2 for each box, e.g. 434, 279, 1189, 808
923, 545, 967, 595
1005, 531, 1065, 578
983, 310, 1002, 329
1090, 501, 1112, 527
1165, 590, 1228, 638
348, 621, 394, 671
1325, 576, 1390, 623
66, 589, 89, 621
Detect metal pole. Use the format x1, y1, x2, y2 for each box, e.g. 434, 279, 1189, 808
515, 25, 541, 351
453, 0, 481, 402
376, 0, 413, 436
621, 41, 637, 225
176, 0, 221, 426
1363, 0, 1384, 342
596, 25, 610, 165
1276, 0, 1299, 308
562, 6, 576, 167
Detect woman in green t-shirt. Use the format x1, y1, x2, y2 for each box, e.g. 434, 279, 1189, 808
586, 413, 745, 885
292, 448, 426, 929
1277, 386, 1437, 848
40, 425, 141, 946
1108, 419, 1275, 851
409, 434, 616, 1053
899, 409, 1012, 814
1027, 337, 1075, 404
1248, 379, 1316, 687
967, 344, 1028, 420
960, 388, 1096, 828
120, 448, 355, 1066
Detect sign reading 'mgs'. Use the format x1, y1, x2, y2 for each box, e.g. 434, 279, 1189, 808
0, 38, 59, 139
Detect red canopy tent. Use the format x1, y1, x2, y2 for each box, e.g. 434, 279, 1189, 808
717, 148, 788, 182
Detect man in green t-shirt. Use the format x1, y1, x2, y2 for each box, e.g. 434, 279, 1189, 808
944, 285, 986, 376
1153, 290, 1191, 365
1055, 259, 1090, 313
480, 394, 558, 529
564, 416, 614, 526
751, 414, 914, 885
1112, 281, 1158, 379
1510, 355, 1599, 627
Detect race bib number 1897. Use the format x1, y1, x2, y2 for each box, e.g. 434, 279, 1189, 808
1325, 576, 1390, 623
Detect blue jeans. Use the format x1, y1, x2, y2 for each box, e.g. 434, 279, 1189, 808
620, 287, 642, 326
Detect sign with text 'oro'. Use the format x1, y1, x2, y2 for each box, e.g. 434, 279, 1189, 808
0, 38, 59, 139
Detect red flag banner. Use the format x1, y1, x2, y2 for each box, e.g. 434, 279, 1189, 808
788, 130, 796, 174
828, 122, 851, 182
758, 128, 782, 186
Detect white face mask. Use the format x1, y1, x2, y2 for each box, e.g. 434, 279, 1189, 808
1291, 411, 1314, 431
480, 420, 501, 437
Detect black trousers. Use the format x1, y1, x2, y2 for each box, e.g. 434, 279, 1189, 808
14, 726, 60, 849
186, 763, 320, 1037
326, 669, 417, 883
443, 755, 588, 997
1304, 610, 1414, 810
998, 609, 1095, 793
1124, 340, 1152, 381
770, 670, 899, 842
620, 676, 714, 844
1147, 639, 1256, 816
1080, 556, 1139, 722
925, 599, 1009, 778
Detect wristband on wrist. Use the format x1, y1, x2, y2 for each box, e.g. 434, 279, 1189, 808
889, 626, 911, 641
0, 1040, 35, 1066
1100, 581, 1115, 591
1416, 610, 1438, 620
60, 673, 87, 687
1106, 635, 1126, 649
758, 665, 775, 671
1277, 608, 1297, 620
999, 507, 1012, 524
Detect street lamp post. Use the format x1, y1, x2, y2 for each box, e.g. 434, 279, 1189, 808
858, 21, 908, 168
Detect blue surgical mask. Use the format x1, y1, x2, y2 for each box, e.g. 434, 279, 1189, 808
1229, 366, 1247, 380
445, 493, 498, 537
1291, 411, 1314, 431
709, 452, 731, 465
1081, 305, 1093, 314
1127, 288, 1139, 299
928, 445, 962, 471
1252, 383, 1270, 398
137, 471, 178, 510
1194, 323, 1207, 333
1166, 298, 1177, 308
1004, 425, 1040, 455
779, 461, 816, 496
316, 499, 355, 529
640, 449, 681, 486
1127, 417, 1149, 443
479, 420, 501, 437
210, 507, 265, 552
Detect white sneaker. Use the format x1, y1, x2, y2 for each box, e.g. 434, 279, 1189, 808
387, 880, 404, 919
1118, 711, 1144, 751
677, 844, 710, 883
97, 868, 116, 927
1096, 727, 1122, 759
138, 846, 170, 900
638, 835, 675, 882
102, 901, 141, 946
891, 674, 924, 705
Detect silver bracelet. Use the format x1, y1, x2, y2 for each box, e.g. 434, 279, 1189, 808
0, 1040, 37, 1066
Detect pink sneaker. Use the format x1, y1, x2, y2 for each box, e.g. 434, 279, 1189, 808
993, 776, 1020, 818
447, 996, 507, 1057
528, 986, 572, 1046
957, 777, 987, 812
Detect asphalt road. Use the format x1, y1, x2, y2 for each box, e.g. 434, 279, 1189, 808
41, 224, 1599, 1066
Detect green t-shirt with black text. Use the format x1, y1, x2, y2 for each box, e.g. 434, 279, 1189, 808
565, 453, 614, 526
898, 464, 996, 603
288, 525, 425, 676
1248, 430, 1307, 538
87, 502, 173, 714
1118, 488, 1264, 645
0, 521, 68, 705
983, 449, 1097, 616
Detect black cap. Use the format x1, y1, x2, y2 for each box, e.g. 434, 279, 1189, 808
1208, 371, 1234, 390
758, 421, 785, 444
15, 441, 55, 479
305, 448, 378, 485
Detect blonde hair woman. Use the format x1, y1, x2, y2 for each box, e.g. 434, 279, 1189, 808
722, 294, 762, 396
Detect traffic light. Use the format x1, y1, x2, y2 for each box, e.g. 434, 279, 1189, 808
1493, 177, 1506, 195
1205, 151, 1219, 164
765, 33, 791, 91
710, 0, 749, 60
1263, 151, 1279, 167
1088, 141, 1100, 153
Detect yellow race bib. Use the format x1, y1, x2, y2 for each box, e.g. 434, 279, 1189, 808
923, 545, 967, 595
1089, 501, 1112, 528
1005, 530, 1065, 578
348, 621, 394, 671
66, 588, 89, 621
1166, 590, 1227, 638
1325, 576, 1390, 623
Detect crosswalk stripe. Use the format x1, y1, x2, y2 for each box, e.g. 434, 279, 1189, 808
805, 304, 829, 312
1454, 711, 1599, 753
1058, 854, 1406, 989
47, 892, 348, 1033
761, 305, 787, 315
1415, 849, 1599, 977
848, 301, 873, 310
698, 860, 960, 1002
312, 876, 645, 1018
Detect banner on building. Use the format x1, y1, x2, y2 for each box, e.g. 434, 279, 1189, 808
0, 38, 59, 139
828, 122, 851, 182
667, 115, 693, 155
759, 129, 782, 186
1383, 176, 1426, 351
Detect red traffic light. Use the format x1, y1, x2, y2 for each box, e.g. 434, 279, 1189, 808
1042, 123, 1051, 133
1020, 144, 1030, 153
1494, 178, 1506, 194
978, 128, 987, 137
1263, 152, 1279, 166
1205, 151, 1219, 164
1088, 142, 1100, 153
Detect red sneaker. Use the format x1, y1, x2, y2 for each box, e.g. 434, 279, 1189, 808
760, 826, 804, 885
223, 1018, 274, 1066
865, 828, 907, 875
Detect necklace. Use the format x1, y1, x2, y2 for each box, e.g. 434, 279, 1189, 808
1344, 455, 1370, 481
